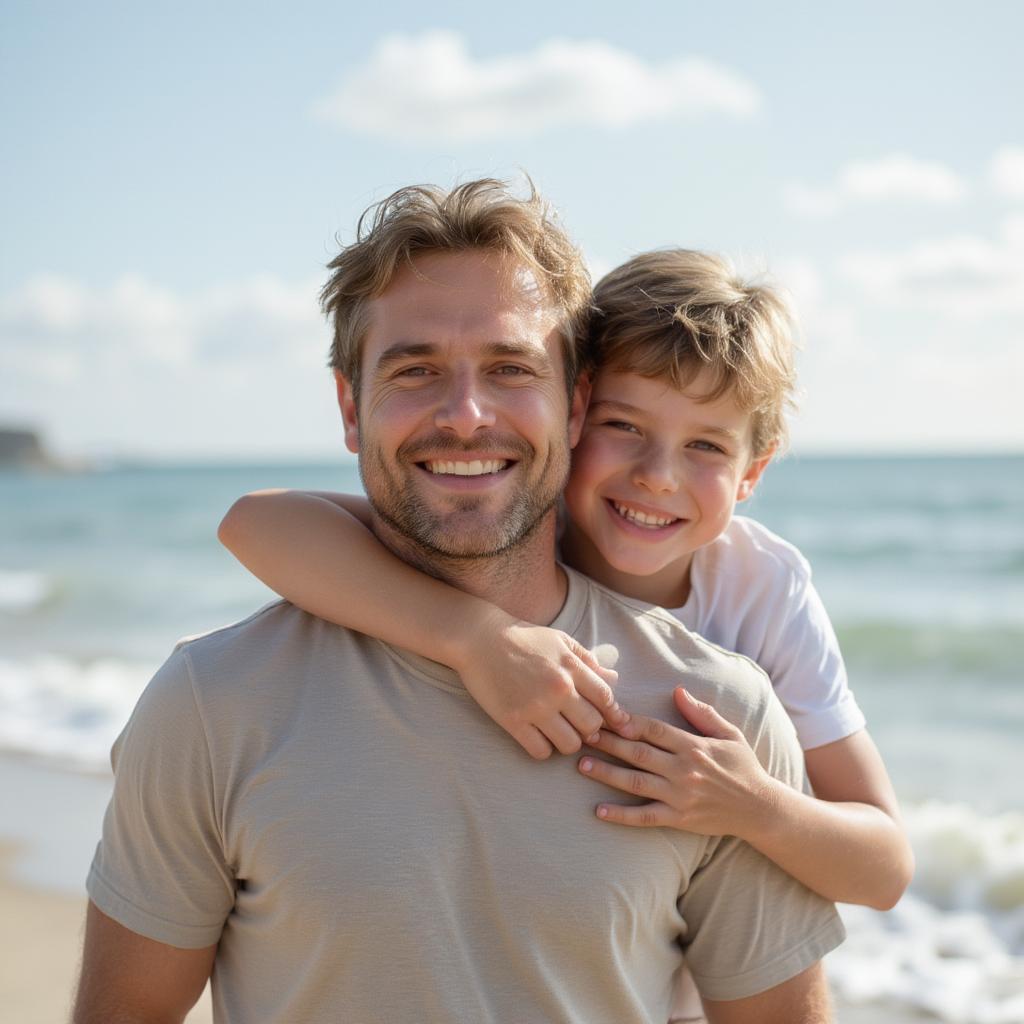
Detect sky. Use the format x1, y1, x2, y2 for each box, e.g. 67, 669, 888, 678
1, 0, 1022, 460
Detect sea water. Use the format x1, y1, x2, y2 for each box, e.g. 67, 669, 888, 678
2, 454, 1022, 1022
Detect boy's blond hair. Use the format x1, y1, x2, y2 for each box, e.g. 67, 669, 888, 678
322, 178, 592, 400
590, 250, 798, 456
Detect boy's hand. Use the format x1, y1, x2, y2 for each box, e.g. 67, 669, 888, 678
456, 621, 628, 760
578, 687, 777, 838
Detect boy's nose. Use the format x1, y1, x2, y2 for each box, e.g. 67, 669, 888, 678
434, 374, 497, 437
633, 450, 680, 494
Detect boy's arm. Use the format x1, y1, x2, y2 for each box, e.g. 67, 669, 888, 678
218, 490, 624, 758
755, 728, 914, 910
583, 690, 914, 909
73, 903, 215, 1023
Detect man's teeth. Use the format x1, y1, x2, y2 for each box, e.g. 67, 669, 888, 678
612, 502, 678, 528
425, 459, 508, 476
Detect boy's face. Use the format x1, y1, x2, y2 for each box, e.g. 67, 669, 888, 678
562, 367, 772, 606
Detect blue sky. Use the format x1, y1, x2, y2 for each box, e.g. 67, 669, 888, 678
2, 1, 1022, 459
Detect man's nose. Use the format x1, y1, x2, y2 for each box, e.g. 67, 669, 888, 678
433, 373, 497, 437
632, 447, 680, 494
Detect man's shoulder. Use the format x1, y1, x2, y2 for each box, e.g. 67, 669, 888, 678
174, 598, 303, 653
567, 570, 775, 710
167, 600, 368, 695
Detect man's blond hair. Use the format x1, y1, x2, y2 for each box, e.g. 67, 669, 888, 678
590, 250, 798, 456
322, 178, 591, 400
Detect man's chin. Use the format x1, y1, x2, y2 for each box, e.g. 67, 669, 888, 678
407, 521, 527, 560
373, 506, 553, 562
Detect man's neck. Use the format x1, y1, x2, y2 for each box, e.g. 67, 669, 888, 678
371, 514, 569, 626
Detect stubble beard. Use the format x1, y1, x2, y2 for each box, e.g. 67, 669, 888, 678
358, 432, 570, 573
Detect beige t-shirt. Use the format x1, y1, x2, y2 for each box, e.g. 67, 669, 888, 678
88, 568, 844, 1023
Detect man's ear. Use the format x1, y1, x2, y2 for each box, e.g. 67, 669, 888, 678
736, 444, 776, 502
334, 370, 359, 454
568, 370, 591, 448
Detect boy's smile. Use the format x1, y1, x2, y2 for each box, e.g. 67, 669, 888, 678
561, 368, 772, 607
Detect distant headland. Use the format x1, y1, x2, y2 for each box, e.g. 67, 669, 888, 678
0, 427, 83, 471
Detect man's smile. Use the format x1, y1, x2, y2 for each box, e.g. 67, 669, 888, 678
412, 456, 518, 492
422, 458, 510, 476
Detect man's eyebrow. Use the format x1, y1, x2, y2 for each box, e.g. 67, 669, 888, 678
374, 339, 549, 371
374, 342, 438, 371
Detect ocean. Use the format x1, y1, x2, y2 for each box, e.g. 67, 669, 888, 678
2, 454, 1023, 1022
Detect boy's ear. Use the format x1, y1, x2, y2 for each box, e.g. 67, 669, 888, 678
334, 370, 359, 454
736, 444, 776, 502
568, 370, 591, 448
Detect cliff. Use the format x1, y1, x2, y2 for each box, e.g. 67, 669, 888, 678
0, 428, 62, 470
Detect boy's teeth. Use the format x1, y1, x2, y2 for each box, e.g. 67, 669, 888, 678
612, 501, 678, 528
425, 459, 508, 476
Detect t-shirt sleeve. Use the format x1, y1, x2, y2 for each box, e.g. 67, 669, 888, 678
677, 685, 845, 999
87, 645, 235, 948
760, 568, 865, 750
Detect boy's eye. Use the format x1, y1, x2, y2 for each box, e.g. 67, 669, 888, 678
690, 439, 724, 453
604, 420, 640, 434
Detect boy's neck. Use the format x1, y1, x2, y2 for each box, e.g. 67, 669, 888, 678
560, 522, 694, 609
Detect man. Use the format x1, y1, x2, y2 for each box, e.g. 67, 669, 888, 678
74, 179, 844, 1023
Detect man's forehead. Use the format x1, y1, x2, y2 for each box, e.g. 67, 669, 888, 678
364, 251, 559, 353
377, 250, 553, 312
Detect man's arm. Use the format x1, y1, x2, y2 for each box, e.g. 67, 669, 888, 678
73, 902, 216, 1024
703, 962, 832, 1024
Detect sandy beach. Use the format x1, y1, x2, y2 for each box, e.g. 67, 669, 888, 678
0, 755, 213, 1023
0, 752, 929, 1023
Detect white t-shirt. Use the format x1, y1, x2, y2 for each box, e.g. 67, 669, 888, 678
670, 516, 865, 751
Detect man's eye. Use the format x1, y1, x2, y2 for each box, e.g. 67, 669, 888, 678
494, 365, 530, 376
397, 366, 431, 378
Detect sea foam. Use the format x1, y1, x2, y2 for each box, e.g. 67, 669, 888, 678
828, 802, 1024, 1022
0, 655, 154, 768
0, 569, 53, 613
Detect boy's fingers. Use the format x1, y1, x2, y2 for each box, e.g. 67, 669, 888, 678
594, 800, 675, 828
673, 687, 739, 740
611, 712, 684, 752
561, 692, 605, 743
578, 755, 667, 800
566, 638, 619, 687
586, 730, 673, 774
542, 714, 585, 756
572, 666, 630, 727
514, 725, 554, 761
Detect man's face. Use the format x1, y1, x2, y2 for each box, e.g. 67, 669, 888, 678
337, 249, 586, 561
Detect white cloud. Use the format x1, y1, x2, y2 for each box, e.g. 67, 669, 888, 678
838, 215, 1024, 316
0, 273, 324, 368
785, 155, 967, 216
990, 146, 1024, 199
0, 273, 339, 459
778, 256, 1024, 453
313, 31, 761, 142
